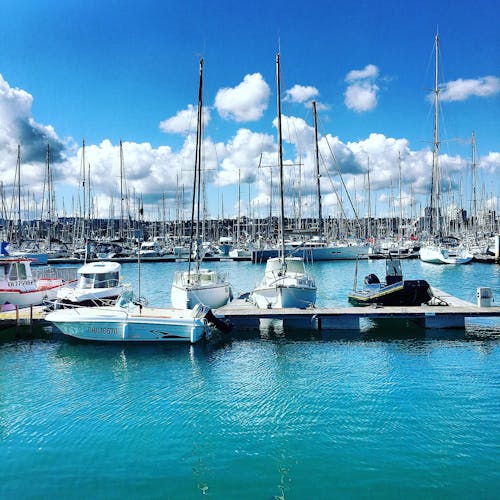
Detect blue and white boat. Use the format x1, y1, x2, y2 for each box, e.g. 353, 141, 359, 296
46, 291, 219, 343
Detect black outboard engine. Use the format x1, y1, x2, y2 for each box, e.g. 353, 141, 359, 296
203, 308, 233, 334
364, 273, 380, 285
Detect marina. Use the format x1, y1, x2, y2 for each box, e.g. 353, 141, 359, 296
1, 1, 499, 497
1, 258, 498, 337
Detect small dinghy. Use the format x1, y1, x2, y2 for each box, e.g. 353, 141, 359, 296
348, 258, 433, 307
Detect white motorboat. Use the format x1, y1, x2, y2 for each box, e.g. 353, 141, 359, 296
46, 291, 216, 343
0, 258, 76, 307
250, 257, 316, 309
250, 54, 316, 309
138, 241, 163, 258
170, 59, 232, 310
55, 261, 127, 307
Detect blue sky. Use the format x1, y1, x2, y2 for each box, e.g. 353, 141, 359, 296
0, 0, 498, 223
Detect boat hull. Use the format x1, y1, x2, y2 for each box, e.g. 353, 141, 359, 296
171, 269, 232, 309
250, 284, 317, 309
171, 281, 231, 309
46, 307, 208, 343
0, 279, 65, 307
252, 244, 370, 262
419, 246, 472, 265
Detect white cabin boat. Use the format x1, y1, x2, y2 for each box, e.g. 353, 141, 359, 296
0, 258, 73, 307
138, 241, 163, 258
250, 257, 316, 309
56, 261, 127, 307
46, 291, 212, 343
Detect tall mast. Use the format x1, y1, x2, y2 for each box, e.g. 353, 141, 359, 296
81, 139, 86, 241
471, 131, 477, 232
276, 53, 286, 263
120, 139, 125, 239
430, 32, 440, 236
367, 156, 371, 240
46, 143, 52, 247
16, 144, 21, 243
312, 100, 323, 236
398, 151, 403, 241
236, 168, 241, 245
188, 58, 204, 277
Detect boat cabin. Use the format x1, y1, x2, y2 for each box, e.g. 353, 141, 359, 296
0, 259, 34, 285
77, 262, 120, 289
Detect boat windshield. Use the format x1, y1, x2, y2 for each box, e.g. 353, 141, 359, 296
386, 259, 402, 276
78, 272, 120, 289
286, 260, 306, 274
115, 290, 134, 308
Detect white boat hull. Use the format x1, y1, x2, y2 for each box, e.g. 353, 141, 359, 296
302, 244, 370, 260
171, 281, 231, 309
0, 279, 65, 307
56, 285, 124, 305
250, 284, 317, 309
171, 269, 232, 309
46, 306, 208, 343
419, 246, 473, 265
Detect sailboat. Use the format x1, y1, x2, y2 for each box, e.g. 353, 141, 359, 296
171, 59, 232, 310
419, 33, 472, 265
250, 54, 317, 309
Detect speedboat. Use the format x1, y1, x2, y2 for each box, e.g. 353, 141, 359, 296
0, 257, 75, 307
55, 261, 126, 308
46, 290, 229, 343
348, 258, 433, 307
250, 257, 316, 309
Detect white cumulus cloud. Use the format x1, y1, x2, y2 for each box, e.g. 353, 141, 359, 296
344, 82, 379, 112
345, 64, 379, 83
0, 73, 68, 193
284, 84, 319, 104
159, 104, 210, 135
214, 73, 270, 122
344, 64, 380, 112
439, 76, 500, 102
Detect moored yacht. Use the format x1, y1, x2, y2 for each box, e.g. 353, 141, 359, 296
250, 54, 316, 310
250, 256, 316, 309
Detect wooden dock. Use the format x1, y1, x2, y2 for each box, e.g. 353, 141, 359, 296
0, 287, 498, 334
216, 288, 500, 330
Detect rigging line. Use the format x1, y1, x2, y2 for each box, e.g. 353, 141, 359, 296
318, 148, 349, 220
317, 114, 362, 230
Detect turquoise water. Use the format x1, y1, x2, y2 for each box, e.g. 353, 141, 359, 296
1, 260, 499, 498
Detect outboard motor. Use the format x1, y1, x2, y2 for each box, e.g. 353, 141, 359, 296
364, 273, 380, 285
193, 304, 233, 333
